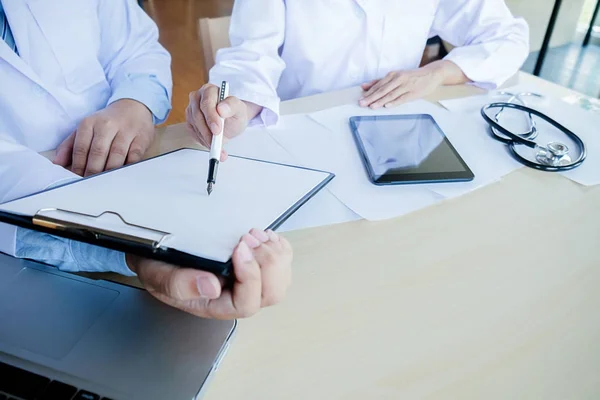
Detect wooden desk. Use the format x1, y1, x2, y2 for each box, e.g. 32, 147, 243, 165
57, 73, 600, 399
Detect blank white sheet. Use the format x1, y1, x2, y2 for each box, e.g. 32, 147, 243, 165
0, 149, 332, 262
225, 125, 360, 231
224, 125, 296, 165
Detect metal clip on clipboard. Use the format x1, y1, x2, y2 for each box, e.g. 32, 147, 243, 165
32, 208, 172, 250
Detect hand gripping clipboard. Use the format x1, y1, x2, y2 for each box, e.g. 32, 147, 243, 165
0, 148, 335, 278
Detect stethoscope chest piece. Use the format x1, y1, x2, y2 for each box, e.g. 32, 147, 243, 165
535, 142, 572, 167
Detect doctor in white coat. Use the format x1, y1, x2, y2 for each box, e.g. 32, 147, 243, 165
186, 0, 530, 151
0, 0, 293, 320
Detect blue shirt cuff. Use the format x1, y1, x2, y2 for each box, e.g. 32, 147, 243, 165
15, 227, 136, 276
107, 73, 172, 125
13, 178, 135, 276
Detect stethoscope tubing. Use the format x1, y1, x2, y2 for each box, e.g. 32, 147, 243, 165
493, 93, 542, 141
481, 102, 587, 171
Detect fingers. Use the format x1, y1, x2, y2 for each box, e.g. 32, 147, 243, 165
199, 85, 222, 136
205, 240, 263, 319
369, 86, 410, 109
186, 116, 226, 161
249, 229, 292, 307
187, 86, 251, 149
360, 72, 398, 105
383, 91, 419, 108
83, 119, 120, 176
361, 79, 378, 91
218, 97, 249, 142
126, 135, 149, 165
105, 132, 134, 171
53, 132, 75, 167
137, 258, 222, 301
203, 228, 291, 319
71, 119, 94, 176
187, 89, 215, 149
217, 95, 244, 120
185, 106, 207, 147
360, 72, 398, 106
135, 227, 291, 320
66, 100, 154, 176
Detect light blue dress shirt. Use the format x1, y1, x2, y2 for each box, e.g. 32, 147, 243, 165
1, 0, 172, 275
14, 68, 170, 274
16, 227, 135, 276
108, 72, 172, 125
13, 74, 171, 276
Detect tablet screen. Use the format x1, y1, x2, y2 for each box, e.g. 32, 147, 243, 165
350, 114, 474, 185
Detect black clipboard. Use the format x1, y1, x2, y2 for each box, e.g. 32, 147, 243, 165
0, 148, 334, 279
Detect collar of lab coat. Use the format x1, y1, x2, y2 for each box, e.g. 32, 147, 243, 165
1, 0, 51, 91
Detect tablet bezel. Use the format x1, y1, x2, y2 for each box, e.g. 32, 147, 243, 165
349, 114, 474, 185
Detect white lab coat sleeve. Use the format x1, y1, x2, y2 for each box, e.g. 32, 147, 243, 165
0, 137, 79, 257
208, 0, 287, 126
97, 0, 173, 123
432, 0, 530, 89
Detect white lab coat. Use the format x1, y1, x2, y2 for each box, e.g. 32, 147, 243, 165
209, 0, 530, 125
0, 0, 172, 256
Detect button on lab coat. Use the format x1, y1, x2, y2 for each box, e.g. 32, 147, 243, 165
209, 0, 530, 124
0, 0, 172, 256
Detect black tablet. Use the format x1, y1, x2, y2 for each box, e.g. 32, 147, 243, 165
349, 114, 474, 185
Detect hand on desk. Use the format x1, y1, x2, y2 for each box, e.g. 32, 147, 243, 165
53, 99, 155, 177
127, 228, 293, 320
186, 84, 262, 161
359, 60, 469, 109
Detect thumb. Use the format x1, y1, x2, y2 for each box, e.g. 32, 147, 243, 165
53, 132, 76, 167
137, 259, 222, 301
217, 96, 246, 120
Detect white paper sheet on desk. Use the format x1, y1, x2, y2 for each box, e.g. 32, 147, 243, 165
0, 149, 333, 262
224, 126, 295, 165
267, 112, 440, 220
282, 100, 521, 212
439, 84, 600, 186
225, 125, 360, 231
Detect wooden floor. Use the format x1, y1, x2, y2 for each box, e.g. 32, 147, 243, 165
143, 0, 234, 125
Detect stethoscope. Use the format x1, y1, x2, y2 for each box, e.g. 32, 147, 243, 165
481, 92, 587, 171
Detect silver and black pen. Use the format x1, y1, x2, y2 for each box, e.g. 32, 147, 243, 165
207, 81, 229, 195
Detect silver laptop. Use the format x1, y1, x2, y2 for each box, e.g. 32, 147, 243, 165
0, 253, 236, 400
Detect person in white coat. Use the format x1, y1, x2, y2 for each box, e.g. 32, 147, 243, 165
0, 0, 292, 320
186, 0, 530, 153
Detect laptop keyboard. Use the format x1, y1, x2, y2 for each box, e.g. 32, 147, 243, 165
0, 361, 114, 400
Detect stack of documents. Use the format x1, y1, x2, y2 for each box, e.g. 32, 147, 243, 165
262, 100, 524, 222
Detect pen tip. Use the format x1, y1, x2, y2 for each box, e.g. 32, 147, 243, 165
207, 182, 213, 196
